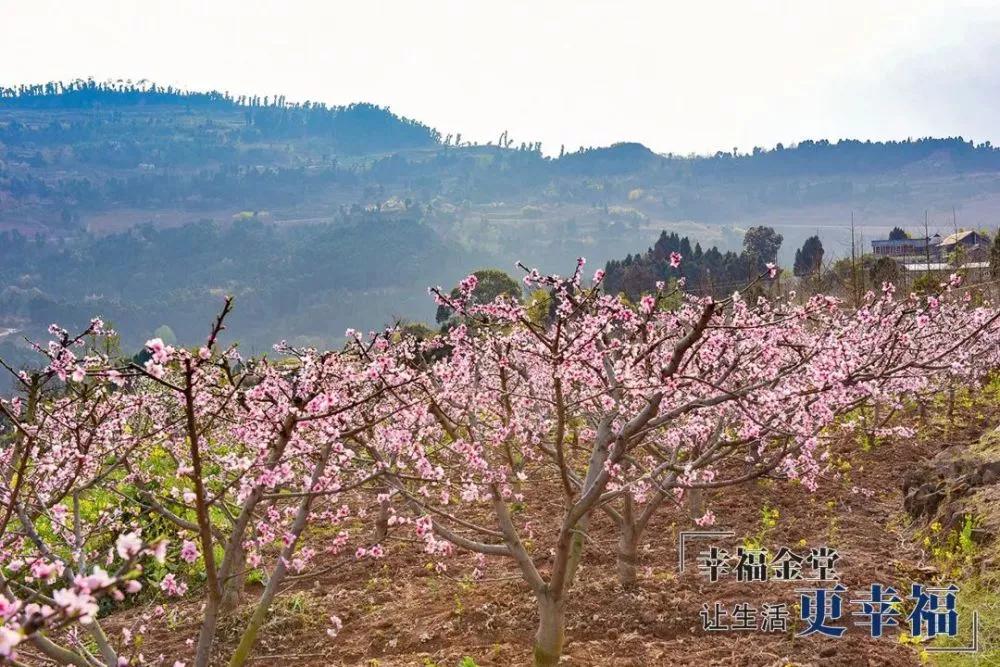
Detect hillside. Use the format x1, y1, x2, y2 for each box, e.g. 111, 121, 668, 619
4, 82, 1000, 237
3, 80, 1000, 362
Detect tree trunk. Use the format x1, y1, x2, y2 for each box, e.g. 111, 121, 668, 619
194, 596, 221, 667
29, 634, 95, 667
220, 543, 247, 615
228, 557, 288, 667
533, 593, 566, 667
373, 496, 391, 542
947, 386, 956, 433
88, 621, 117, 666
229, 439, 333, 667
616, 523, 640, 588
686, 487, 704, 520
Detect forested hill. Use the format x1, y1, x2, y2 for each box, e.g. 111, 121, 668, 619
3, 80, 999, 181
0, 213, 483, 352
1, 80, 440, 156
3, 80, 1000, 374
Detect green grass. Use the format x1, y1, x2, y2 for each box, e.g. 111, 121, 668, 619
925, 579, 1000, 666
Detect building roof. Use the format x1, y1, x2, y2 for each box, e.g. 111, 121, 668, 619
871, 238, 928, 246
938, 230, 980, 246
903, 261, 989, 272
903, 263, 951, 271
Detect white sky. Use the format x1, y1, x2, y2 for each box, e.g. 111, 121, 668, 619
3, 0, 999, 155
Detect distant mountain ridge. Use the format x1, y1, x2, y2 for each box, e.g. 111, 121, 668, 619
3, 79, 999, 168
3, 79, 1000, 378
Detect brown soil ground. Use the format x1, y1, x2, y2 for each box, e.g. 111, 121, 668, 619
20, 398, 996, 667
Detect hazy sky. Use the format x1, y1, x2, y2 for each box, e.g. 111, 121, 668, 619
4, 0, 999, 155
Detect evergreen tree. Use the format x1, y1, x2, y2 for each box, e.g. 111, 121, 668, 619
743, 226, 784, 272
793, 235, 825, 277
